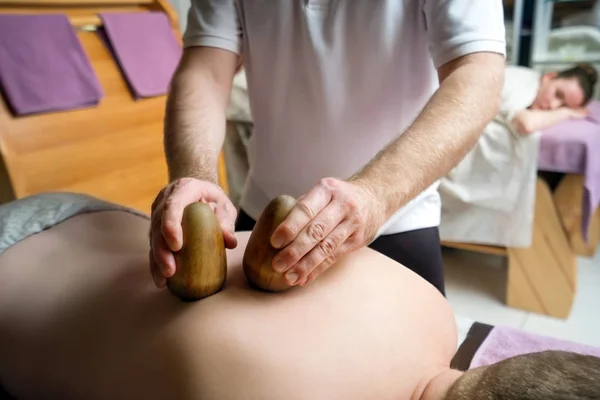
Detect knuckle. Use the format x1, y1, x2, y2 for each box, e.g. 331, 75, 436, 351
294, 262, 311, 276
346, 200, 359, 214
324, 252, 337, 265
284, 247, 303, 263
319, 177, 338, 189
163, 196, 177, 211
318, 237, 337, 257
297, 201, 314, 218
306, 221, 326, 242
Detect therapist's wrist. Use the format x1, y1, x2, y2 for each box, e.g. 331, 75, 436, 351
168, 157, 219, 185
348, 173, 400, 221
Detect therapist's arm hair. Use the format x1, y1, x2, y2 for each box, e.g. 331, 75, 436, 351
351, 52, 504, 219
444, 351, 600, 400
164, 47, 239, 183
511, 108, 584, 136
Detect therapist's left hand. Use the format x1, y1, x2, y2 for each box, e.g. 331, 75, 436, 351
270, 177, 387, 287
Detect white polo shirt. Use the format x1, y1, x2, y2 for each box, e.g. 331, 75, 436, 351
183, 0, 506, 236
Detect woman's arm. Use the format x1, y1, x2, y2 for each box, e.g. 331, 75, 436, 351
511, 107, 587, 135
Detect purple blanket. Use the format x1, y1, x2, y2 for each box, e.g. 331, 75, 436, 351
99, 12, 182, 98
538, 101, 600, 241
0, 14, 103, 116
471, 325, 600, 369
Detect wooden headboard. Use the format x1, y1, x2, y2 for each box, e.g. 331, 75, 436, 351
0, 0, 229, 213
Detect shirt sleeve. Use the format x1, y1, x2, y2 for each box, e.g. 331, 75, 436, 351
423, 0, 507, 68
182, 0, 242, 55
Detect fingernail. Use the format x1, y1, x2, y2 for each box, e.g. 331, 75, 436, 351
286, 271, 299, 285
273, 257, 286, 273
271, 235, 283, 249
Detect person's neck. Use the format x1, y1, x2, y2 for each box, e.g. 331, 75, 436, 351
414, 368, 463, 400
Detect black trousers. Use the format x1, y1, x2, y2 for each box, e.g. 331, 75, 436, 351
235, 209, 446, 295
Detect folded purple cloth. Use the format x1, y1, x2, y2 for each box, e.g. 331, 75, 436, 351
0, 14, 103, 116
538, 101, 600, 242
470, 325, 600, 369
99, 12, 182, 98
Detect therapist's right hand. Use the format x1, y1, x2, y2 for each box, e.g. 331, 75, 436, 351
149, 177, 238, 288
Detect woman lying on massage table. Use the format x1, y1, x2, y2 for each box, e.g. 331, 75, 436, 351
506, 63, 598, 135
0, 193, 598, 400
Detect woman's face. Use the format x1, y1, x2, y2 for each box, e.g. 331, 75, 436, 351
531, 73, 585, 110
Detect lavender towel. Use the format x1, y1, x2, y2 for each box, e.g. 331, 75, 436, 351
0, 14, 103, 116
99, 12, 182, 98
538, 101, 600, 242
470, 325, 600, 369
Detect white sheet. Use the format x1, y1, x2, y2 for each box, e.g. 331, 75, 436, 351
438, 67, 542, 248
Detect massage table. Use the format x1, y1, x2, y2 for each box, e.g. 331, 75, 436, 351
0, 0, 229, 215
442, 104, 600, 320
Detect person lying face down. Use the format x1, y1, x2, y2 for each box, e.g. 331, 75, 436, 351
0, 194, 599, 400
510, 63, 599, 135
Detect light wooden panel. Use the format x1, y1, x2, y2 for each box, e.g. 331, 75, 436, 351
0, 0, 229, 216
554, 174, 600, 258
506, 178, 576, 319
0, 0, 178, 29
0, 30, 169, 214
443, 178, 577, 319
441, 241, 508, 256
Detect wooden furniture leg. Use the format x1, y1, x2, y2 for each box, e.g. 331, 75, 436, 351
553, 174, 600, 258
506, 178, 577, 318
442, 178, 577, 319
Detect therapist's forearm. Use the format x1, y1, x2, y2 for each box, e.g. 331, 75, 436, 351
164, 49, 236, 184
350, 52, 504, 219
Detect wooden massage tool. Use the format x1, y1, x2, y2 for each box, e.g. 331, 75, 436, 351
167, 195, 297, 301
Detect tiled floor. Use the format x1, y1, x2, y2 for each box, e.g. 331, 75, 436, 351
444, 247, 600, 347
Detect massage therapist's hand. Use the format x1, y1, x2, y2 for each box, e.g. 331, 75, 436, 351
149, 177, 238, 288
270, 177, 386, 287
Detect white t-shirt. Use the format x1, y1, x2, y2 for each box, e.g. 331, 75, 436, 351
183, 0, 506, 235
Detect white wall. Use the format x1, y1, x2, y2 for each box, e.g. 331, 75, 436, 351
168, 0, 190, 32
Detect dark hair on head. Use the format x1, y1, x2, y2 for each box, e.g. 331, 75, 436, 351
556, 63, 598, 105
444, 350, 600, 400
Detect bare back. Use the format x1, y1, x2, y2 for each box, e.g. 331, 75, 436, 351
0, 211, 456, 400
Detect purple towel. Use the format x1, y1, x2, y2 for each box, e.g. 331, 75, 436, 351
470, 325, 600, 369
99, 12, 182, 99
0, 14, 103, 116
538, 101, 600, 242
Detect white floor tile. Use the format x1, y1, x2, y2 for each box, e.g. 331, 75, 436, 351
443, 249, 528, 329
444, 247, 600, 348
